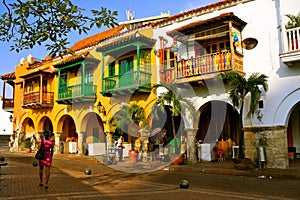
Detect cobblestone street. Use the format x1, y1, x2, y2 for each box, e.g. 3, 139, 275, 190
1, 148, 300, 199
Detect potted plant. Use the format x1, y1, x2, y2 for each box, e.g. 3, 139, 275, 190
285, 13, 300, 50
24, 138, 33, 153
109, 102, 147, 163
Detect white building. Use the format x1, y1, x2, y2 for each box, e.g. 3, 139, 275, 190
153, 0, 300, 168
0, 96, 13, 136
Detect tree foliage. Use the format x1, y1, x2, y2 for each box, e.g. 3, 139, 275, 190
285, 13, 300, 29
152, 81, 196, 139
0, 0, 118, 56
222, 71, 268, 158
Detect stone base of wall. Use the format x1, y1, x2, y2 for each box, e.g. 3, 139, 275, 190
244, 126, 289, 169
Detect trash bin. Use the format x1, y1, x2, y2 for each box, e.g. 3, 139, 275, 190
59, 141, 64, 153
257, 146, 266, 170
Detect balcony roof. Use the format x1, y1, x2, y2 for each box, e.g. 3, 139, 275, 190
96, 31, 156, 53
54, 52, 100, 68
0, 72, 15, 80
167, 12, 247, 37
19, 66, 57, 78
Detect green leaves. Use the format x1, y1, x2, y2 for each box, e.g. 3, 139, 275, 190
285, 13, 300, 29
152, 81, 196, 118
222, 71, 268, 118
0, 0, 118, 57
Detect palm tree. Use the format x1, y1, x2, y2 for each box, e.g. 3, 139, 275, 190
222, 71, 268, 159
152, 81, 196, 155
109, 102, 147, 150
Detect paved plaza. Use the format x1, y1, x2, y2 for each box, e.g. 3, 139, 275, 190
1, 148, 300, 199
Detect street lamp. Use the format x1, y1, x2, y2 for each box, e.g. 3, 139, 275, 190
97, 102, 106, 115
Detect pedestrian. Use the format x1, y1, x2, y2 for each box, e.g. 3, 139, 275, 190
9, 133, 15, 152
117, 135, 124, 161
31, 135, 36, 152
37, 130, 55, 189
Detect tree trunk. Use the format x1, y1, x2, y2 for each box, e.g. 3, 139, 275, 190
171, 116, 177, 154
239, 101, 245, 159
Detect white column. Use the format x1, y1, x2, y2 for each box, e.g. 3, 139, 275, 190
185, 128, 198, 164
77, 132, 84, 155
54, 132, 61, 154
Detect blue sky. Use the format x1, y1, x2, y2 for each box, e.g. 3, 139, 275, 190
0, 0, 219, 96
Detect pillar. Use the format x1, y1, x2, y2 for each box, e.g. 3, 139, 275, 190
185, 128, 198, 164
54, 132, 61, 154
140, 128, 149, 162
77, 131, 84, 155
106, 131, 114, 149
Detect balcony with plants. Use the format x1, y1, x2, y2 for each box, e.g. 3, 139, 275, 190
96, 31, 156, 96
280, 13, 300, 66
55, 53, 99, 104
160, 13, 247, 84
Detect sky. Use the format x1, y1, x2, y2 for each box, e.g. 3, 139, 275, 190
0, 0, 219, 97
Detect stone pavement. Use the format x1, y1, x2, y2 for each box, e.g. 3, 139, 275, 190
1, 149, 300, 199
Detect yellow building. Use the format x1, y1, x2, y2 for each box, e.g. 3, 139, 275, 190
5, 22, 160, 156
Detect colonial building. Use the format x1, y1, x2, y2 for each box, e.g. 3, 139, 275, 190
1, 0, 299, 169
150, 0, 300, 168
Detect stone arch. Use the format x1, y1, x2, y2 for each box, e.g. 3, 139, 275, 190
37, 116, 53, 134
196, 100, 240, 159
273, 88, 300, 126
80, 112, 105, 143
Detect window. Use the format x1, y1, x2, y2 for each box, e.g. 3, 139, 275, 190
163, 48, 175, 69
42, 80, 47, 92
85, 67, 93, 84
119, 56, 134, 75
203, 40, 230, 55
24, 81, 33, 93
59, 73, 67, 87
108, 61, 115, 77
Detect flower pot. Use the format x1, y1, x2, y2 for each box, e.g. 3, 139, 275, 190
233, 163, 249, 170
26, 148, 32, 153
171, 155, 185, 165
129, 150, 138, 163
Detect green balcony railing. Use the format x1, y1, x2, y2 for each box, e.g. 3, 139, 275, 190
103, 70, 151, 92
58, 83, 97, 102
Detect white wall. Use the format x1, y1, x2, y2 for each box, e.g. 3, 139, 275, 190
0, 100, 13, 135
154, 0, 300, 127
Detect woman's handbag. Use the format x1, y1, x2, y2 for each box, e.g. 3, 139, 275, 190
35, 139, 45, 160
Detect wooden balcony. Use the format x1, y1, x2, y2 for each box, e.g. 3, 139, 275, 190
102, 70, 152, 96
57, 83, 97, 104
2, 98, 14, 112
160, 50, 243, 83
22, 91, 54, 108
280, 27, 300, 67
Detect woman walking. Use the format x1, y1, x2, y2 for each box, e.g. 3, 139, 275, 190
38, 131, 55, 189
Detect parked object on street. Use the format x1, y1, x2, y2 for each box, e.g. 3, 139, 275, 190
179, 179, 189, 189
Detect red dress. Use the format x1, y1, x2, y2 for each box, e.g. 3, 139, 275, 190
38, 139, 55, 167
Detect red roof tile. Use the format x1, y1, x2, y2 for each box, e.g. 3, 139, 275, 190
149, 0, 242, 28
54, 52, 100, 68
69, 25, 126, 52
0, 72, 15, 80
